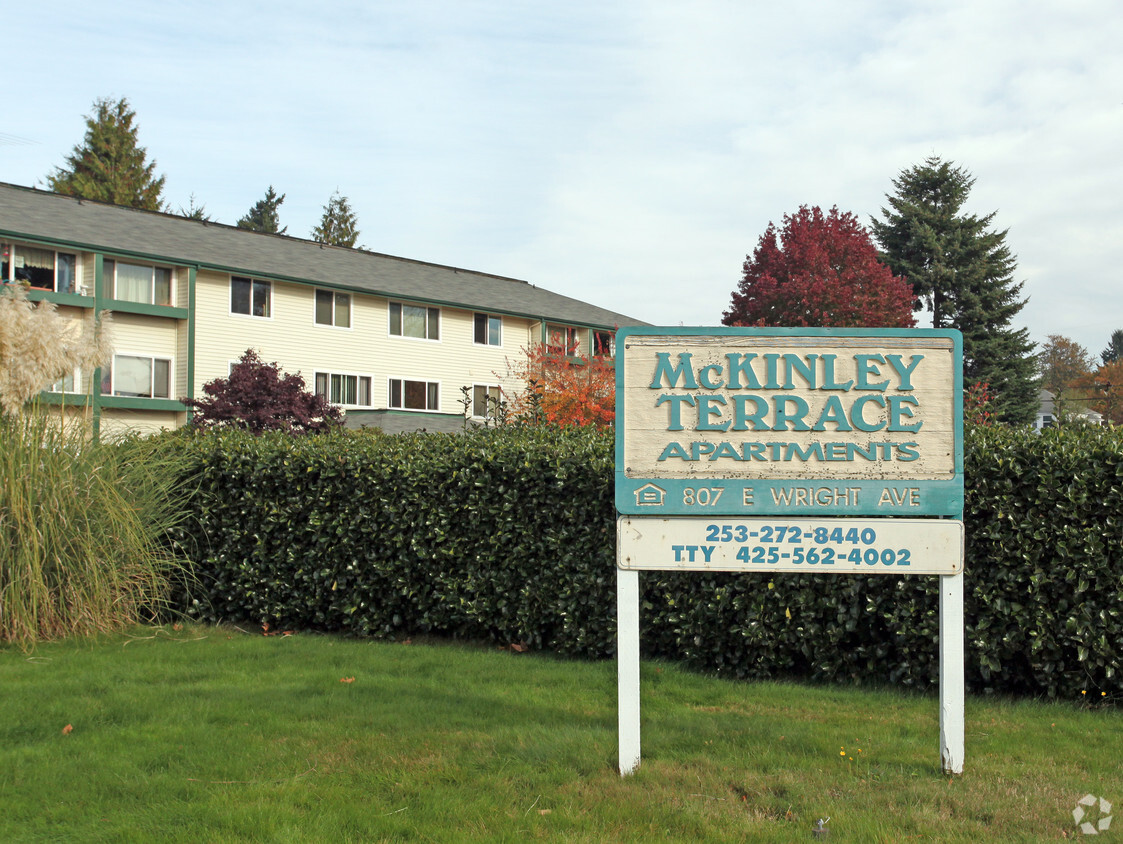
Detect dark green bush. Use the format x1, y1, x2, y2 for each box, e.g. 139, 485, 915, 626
166, 422, 1123, 699
168, 426, 618, 656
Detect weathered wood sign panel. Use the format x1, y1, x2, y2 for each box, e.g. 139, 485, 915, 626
614, 328, 963, 516
613, 327, 967, 777
617, 516, 964, 574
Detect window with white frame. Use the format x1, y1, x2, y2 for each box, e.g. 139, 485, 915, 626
472, 384, 501, 418
546, 324, 579, 356
314, 372, 371, 407
1, 242, 78, 293
105, 259, 172, 305
231, 276, 271, 317
315, 289, 351, 327
593, 330, 615, 358
50, 368, 81, 393
389, 302, 439, 340
103, 355, 171, 399
389, 378, 439, 411
473, 313, 502, 346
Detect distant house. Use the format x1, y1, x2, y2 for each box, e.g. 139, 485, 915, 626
0, 182, 645, 436
1035, 389, 1103, 430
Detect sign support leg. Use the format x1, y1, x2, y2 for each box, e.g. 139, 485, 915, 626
617, 567, 641, 775
939, 570, 964, 774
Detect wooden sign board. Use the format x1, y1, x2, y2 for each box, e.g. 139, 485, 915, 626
615, 328, 963, 516
613, 327, 967, 777
617, 516, 964, 575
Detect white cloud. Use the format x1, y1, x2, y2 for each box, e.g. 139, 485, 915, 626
3, 0, 1121, 354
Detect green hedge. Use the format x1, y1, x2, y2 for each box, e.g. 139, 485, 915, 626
168, 426, 619, 656
165, 423, 1123, 699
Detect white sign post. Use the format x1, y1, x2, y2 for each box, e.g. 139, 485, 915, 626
617, 567, 641, 775
614, 327, 965, 776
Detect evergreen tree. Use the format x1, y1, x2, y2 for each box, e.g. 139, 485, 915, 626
871, 156, 1038, 424
311, 190, 361, 247
237, 186, 287, 234
1100, 329, 1123, 365
47, 96, 165, 211
178, 193, 212, 221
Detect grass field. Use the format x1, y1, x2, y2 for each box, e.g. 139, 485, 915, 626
1, 625, 1119, 842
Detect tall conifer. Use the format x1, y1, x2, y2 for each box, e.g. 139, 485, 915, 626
237, 186, 287, 234
871, 157, 1038, 424
311, 191, 360, 247
47, 97, 165, 211
1100, 329, 1123, 365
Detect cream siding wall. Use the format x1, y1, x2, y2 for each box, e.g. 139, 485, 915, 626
111, 312, 179, 358
193, 271, 405, 397
100, 409, 181, 438
384, 307, 539, 414
106, 312, 182, 398
55, 305, 98, 394
176, 308, 190, 399
192, 271, 548, 415
173, 266, 190, 310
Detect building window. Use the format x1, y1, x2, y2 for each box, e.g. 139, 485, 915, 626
389, 302, 439, 340
103, 355, 171, 399
231, 276, 271, 317
315, 290, 351, 327
546, 324, 579, 356
389, 378, 439, 411
473, 313, 502, 346
105, 259, 172, 305
472, 385, 501, 418
314, 372, 371, 407
1, 243, 77, 293
50, 369, 80, 393
594, 330, 614, 358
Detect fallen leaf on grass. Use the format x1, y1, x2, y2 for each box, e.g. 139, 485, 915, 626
61, 724, 73, 735
340, 677, 355, 684
538, 809, 552, 816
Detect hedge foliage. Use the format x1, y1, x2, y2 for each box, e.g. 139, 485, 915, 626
168, 426, 618, 656
164, 422, 1123, 699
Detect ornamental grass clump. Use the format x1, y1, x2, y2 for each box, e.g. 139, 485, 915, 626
0, 283, 112, 416
0, 412, 192, 648
0, 282, 189, 648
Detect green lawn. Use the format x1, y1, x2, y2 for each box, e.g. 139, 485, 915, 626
1, 626, 1119, 842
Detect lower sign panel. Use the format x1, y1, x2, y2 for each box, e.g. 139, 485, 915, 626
617, 517, 963, 574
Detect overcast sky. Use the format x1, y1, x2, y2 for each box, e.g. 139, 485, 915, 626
5, 1, 1121, 358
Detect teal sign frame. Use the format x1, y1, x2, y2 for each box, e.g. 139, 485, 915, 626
614, 327, 963, 517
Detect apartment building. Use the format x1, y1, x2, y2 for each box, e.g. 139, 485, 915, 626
0, 182, 644, 435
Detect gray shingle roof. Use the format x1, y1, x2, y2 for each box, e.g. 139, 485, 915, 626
0, 182, 647, 330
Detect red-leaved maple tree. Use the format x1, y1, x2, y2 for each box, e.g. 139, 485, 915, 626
723, 205, 916, 328
503, 343, 615, 427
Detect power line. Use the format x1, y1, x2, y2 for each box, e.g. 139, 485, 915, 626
0, 132, 38, 147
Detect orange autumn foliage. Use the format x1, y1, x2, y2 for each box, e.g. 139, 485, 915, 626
1072, 360, 1123, 424
504, 343, 615, 427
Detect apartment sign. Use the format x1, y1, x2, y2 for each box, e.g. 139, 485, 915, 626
613, 326, 968, 778
614, 327, 963, 517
